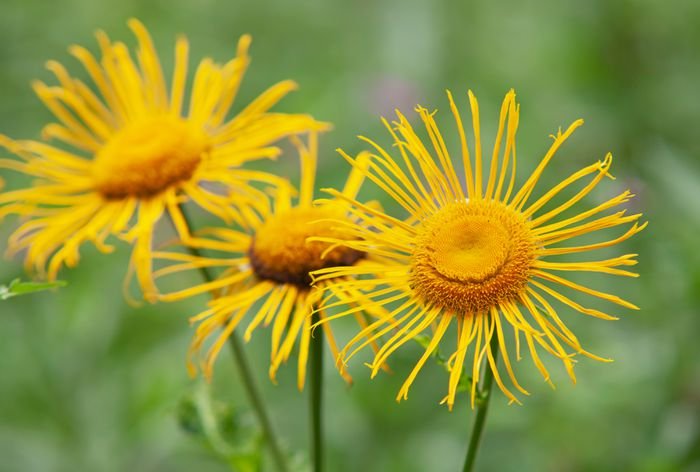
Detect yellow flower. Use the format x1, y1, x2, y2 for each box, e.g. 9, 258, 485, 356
311, 89, 646, 409
157, 133, 379, 389
0, 19, 326, 300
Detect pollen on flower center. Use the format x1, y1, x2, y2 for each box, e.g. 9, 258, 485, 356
411, 200, 536, 314
249, 206, 364, 287
93, 116, 210, 199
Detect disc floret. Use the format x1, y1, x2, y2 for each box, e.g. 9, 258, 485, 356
93, 116, 210, 199
412, 199, 535, 314
249, 206, 364, 287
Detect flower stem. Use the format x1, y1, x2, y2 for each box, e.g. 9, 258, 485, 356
227, 329, 289, 472
461, 335, 499, 472
175, 206, 288, 472
309, 311, 324, 472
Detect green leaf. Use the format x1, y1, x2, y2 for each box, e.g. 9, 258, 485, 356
0, 279, 67, 301
413, 334, 448, 365
177, 381, 265, 472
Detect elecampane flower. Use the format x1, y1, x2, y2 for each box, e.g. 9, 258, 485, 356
157, 134, 382, 388
0, 19, 326, 300
312, 89, 646, 408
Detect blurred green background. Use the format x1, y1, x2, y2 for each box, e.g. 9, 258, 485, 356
1, 0, 699, 471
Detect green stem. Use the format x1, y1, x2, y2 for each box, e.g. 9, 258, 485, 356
176, 207, 288, 472
462, 335, 499, 472
309, 311, 324, 472
228, 330, 289, 472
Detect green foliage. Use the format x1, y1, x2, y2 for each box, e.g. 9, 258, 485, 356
177, 382, 263, 472
0, 279, 67, 300
176, 382, 309, 472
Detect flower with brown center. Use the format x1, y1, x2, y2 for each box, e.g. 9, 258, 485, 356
0, 19, 326, 300
156, 134, 381, 388
249, 205, 364, 286
311, 89, 647, 408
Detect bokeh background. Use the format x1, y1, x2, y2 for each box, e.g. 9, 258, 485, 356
1, 0, 699, 471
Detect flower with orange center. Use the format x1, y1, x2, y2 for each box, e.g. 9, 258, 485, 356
311, 89, 647, 409
156, 134, 382, 388
0, 19, 326, 300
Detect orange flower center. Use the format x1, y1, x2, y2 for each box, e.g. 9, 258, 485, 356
249, 206, 364, 287
411, 200, 535, 314
93, 116, 209, 199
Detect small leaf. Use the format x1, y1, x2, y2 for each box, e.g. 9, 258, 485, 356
0, 279, 67, 300
177, 381, 265, 471
413, 334, 432, 350
457, 374, 474, 394
177, 396, 204, 436
413, 334, 449, 366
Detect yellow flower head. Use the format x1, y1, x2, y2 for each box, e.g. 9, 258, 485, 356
0, 19, 326, 300
312, 89, 647, 409
157, 133, 379, 389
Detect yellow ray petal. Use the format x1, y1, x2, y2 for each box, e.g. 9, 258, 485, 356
396, 312, 451, 402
